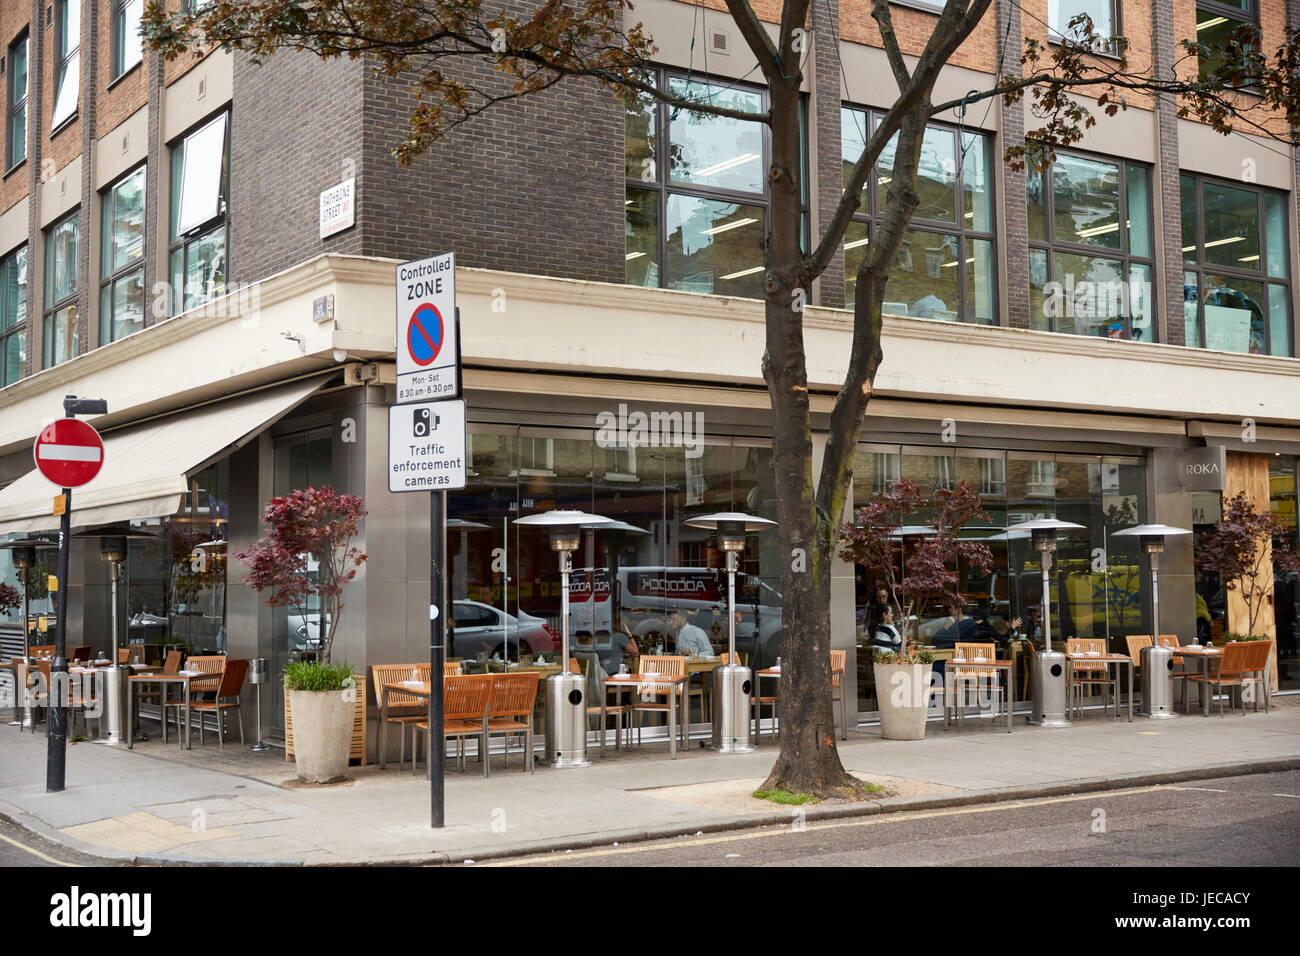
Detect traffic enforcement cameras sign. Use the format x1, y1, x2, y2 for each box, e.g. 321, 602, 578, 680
389, 399, 467, 492
396, 252, 459, 404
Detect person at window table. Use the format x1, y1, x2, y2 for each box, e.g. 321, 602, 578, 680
867, 606, 904, 659
930, 601, 978, 649
603, 617, 642, 673
670, 612, 714, 658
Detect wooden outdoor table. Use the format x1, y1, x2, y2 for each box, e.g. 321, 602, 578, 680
127, 670, 215, 750
1171, 646, 1223, 716
1064, 653, 1135, 722
942, 657, 1014, 733
601, 673, 686, 758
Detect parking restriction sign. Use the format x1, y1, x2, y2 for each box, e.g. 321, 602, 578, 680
396, 253, 459, 403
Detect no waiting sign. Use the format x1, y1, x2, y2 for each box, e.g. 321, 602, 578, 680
396, 252, 460, 404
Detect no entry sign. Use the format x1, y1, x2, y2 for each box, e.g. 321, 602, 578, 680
34, 419, 104, 488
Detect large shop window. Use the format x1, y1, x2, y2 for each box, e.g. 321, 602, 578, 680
1269, 456, 1299, 691
850, 446, 1149, 713
1027, 150, 1155, 340
0, 245, 26, 387
840, 107, 996, 323
101, 166, 146, 344
1196, 1, 1259, 83
1181, 172, 1290, 356
7, 31, 27, 170
112, 0, 144, 81
447, 427, 785, 680
626, 71, 803, 299
43, 211, 79, 369
52, 0, 79, 130
169, 112, 229, 314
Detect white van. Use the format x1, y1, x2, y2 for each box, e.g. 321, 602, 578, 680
564, 566, 784, 668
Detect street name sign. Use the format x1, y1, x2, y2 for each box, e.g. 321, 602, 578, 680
396, 253, 459, 404
388, 399, 467, 493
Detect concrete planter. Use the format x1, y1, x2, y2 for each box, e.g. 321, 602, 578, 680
287, 688, 353, 783
874, 661, 933, 741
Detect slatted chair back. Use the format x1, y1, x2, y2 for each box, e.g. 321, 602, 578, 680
568, 657, 582, 675
1217, 641, 1253, 678
443, 674, 493, 723
214, 659, 249, 699
162, 650, 183, 675
489, 672, 540, 720
186, 654, 225, 692
830, 649, 846, 689
636, 654, 685, 695
1125, 635, 1153, 663
118, 647, 131, 664
953, 642, 997, 679
1245, 640, 1272, 675
1067, 637, 1108, 673
417, 662, 432, 681
371, 664, 428, 708
1156, 635, 1181, 648
443, 662, 462, 676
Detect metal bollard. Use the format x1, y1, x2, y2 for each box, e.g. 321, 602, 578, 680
1139, 644, 1177, 718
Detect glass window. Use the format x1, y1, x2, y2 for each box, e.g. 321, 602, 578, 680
1048, 1, 1117, 44
841, 107, 995, 323
112, 0, 144, 80
1182, 172, 1289, 355
170, 114, 230, 314
1196, 2, 1260, 83
0, 245, 26, 386
627, 71, 803, 298
1028, 151, 1154, 340
101, 166, 146, 344
52, 0, 79, 130
44, 212, 78, 369
7, 31, 27, 169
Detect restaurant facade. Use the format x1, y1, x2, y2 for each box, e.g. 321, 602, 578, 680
2, 0, 1300, 748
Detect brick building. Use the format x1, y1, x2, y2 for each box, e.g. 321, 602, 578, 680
0, 0, 1298, 747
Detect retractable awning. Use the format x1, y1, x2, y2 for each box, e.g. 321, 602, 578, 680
0, 377, 328, 534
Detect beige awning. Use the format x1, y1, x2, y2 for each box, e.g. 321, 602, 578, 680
0, 377, 327, 534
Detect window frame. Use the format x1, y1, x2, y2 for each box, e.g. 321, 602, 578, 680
0, 244, 27, 387
625, 68, 808, 297
168, 111, 231, 315
1180, 169, 1290, 356
1195, 1, 1261, 84
100, 164, 147, 345
6, 30, 27, 171
43, 210, 80, 370
1027, 146, 1156, 341
840, 104, 999, 325
1047, 1, 1122, 52
111, 0, 144, 82
52, 0, 80, 132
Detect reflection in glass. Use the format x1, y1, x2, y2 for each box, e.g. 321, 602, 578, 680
625, 187, 659, 287
1268, 284, 1290, 357
885, 228, 959, 319
667, 78, 764, 194
962, 132, 991, 232
878, 126, 957, 223
1181, 175, 1197, 262
843, 219, 869, 306
1125, 164, 1151, 258
1053, 154, 1121, 249
1183, 270, 1201, 348
1202, 273, 1264, 354
665, 195, 765, 297
1029, 248, 1050, 331
1202, 181, 1260, 270
841, 107, 869, 208
1052, 252, 1125, 337
624, 84, 656, 180
964, 238, 994, 324
1264, 192, 1286, 279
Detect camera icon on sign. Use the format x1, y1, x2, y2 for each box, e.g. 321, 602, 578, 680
413, 407, 440, 438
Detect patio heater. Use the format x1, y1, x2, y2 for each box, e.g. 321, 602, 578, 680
514, 510, 612, 768
1006, 518, 1084, 728
683, 512, 776, 753
0, 536, 58, 726
1113, 524, 1191, 719
72, 526, 156, 745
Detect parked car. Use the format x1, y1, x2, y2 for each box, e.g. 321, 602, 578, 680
450, 600, 555, 659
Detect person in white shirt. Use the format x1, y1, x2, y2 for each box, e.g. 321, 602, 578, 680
670, 612, 715, 658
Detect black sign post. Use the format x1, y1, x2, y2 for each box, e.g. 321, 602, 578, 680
429, 490, 447, 827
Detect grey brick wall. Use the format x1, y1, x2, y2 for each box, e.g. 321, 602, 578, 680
996, 0, 1028, 330
1151, 0, 1184, 347
812, 0, 845, 309
230, 50, 367, 285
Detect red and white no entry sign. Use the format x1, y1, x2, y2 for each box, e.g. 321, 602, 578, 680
34, 419, 104, 488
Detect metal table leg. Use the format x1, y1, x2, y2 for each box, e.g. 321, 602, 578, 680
669, 684, 677, 759
379, 686, 389, 769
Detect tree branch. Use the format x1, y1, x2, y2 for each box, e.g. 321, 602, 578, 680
724, 0, 781, 81
871, 0, 911, 89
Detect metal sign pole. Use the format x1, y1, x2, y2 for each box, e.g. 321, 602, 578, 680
430, 489, 447, 828
47, 488, 71, 793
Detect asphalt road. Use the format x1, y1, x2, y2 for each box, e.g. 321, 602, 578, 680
0, 817, 119, 867
491, 769, 1300, 867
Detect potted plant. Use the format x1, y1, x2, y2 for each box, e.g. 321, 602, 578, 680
237, 486, 367, 783
840, 480, 993, 738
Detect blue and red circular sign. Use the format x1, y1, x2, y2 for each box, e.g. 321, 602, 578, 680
406, 303, 445, 367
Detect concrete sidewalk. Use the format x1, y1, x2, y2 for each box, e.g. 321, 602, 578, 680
2, 705, 1299, 865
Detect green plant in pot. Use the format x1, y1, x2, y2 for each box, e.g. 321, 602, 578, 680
840, 480, 993, 740
238, 486, 367, 783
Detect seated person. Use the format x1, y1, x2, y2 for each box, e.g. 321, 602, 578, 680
866, 606, 905, 659
599, 619, 642, 674
983, 612, 1022, 646
670, 611, 715, 658
929, 602, 979, 649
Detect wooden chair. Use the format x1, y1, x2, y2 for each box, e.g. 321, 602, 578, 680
1152, 634, 1193, 707
587, 662, 637, 752
1125, 635, 1153, 667
1067, 638, 1117, 718
632, 655, 687, 746
443, 662, 462, 676
752, 658, 780, 743
486, 672, 540, 773
184, 654, 226, 696
948, 642, 1000, 727
371, 664, 430, 768
188, 659, 249, 747
830, 649, 848, 740
414, 674, 493, 777
118, 647, 131, 665
69, 645, 92, 664
1187, 641, 1271, 716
